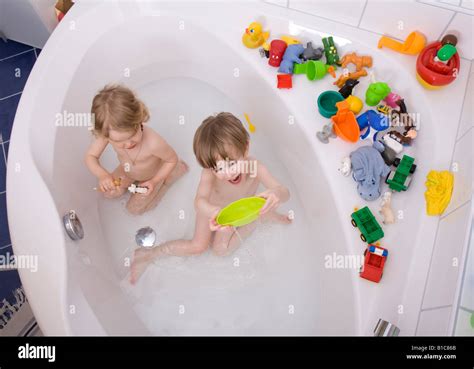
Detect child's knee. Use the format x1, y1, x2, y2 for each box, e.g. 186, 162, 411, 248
126, 202, 146, 216
103, 189, 124, 199
190, 240, 209, 255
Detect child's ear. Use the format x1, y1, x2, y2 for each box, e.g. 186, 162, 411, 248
245, 143, 250, 157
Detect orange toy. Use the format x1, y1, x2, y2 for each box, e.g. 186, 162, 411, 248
331, 100, 360, 143
339, 52, 373, 71
334, 69, 368, 88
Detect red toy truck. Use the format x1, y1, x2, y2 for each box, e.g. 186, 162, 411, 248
360, 245, 388, 283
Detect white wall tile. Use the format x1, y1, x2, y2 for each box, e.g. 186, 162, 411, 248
454, 308, 474, 335
457, 61, 473, 139
288, 0, 367, 26
423, 201, 471, 309
264, 0, 288, 7
417, 306, 452, 335
461, 0, 474, 10
360, 0, 454, 42
445, 129, 473, 214
460, 221, 474, 310
446, 12, 474, 60
440, 0, 461, 6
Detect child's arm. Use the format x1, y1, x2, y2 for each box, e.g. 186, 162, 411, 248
194, 170, 231, 232
255, 160, 290, 215
139, 133, 178, 195
84, 137, 116, 192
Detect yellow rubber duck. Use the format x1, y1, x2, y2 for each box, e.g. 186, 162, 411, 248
242, 22, 270, 49
424, 170, 454, 216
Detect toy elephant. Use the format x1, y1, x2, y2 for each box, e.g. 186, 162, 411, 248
350, 144, 390, 201
302, 42, 323, 61
278, 44, 305, 74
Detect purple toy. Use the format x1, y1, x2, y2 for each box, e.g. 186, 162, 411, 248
278, 44, 305, 74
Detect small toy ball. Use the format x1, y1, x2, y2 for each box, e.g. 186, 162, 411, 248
345, 95, 363, 114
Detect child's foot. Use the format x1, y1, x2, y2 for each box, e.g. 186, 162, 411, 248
262, 211, 293, 224
164, 160, 189, 186
130, 248, 153, 284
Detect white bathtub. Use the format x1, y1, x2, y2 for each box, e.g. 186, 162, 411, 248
7, 1, 448, 336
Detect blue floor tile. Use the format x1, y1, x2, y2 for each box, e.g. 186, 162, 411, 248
0, 50, 36, 98
0, 270, 22, 307
0, 145, 5, 193
0, 93, 21, 142
0, 193, 11, 247
0, 39, 32, 60
0, 244, 13, 257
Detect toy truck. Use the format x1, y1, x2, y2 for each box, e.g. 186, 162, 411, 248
351, 206, 384, 243
360, 245, 388, 283
386, 154, 416, 192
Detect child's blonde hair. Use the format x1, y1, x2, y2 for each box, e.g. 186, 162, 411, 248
91, 84, 149, 137
193, 112, 249, 169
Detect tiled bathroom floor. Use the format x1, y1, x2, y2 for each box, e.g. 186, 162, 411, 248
0, 38, 41, 336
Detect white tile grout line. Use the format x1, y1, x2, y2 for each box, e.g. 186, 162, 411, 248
0, 191, 5, 195
33, 48, 38, 60
0, 244, 12, 250
453, 61, 473, 141
438, 11, 457, 41
357, 0, 368, 28
282, 7, 362, 28
417, 0, 474, 16
420, 304, 452, 312
459, 306, 474, 314
0, 48, 35, 62
1, 141, 7, 166
0, 91, 22, 101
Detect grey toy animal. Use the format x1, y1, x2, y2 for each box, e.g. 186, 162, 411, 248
302, 42, 324, 61
316, 123, 336, 144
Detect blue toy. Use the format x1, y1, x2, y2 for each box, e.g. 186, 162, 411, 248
350, 144, 390, 201
278, 44, 305, 74
356, 110, 390, 140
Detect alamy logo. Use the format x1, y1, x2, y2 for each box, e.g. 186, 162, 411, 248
18, 344, 56, 362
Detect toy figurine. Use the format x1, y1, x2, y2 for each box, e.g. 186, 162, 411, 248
350, 144, 391, 201
322, 36, 340, 65
338, 52, 372, 71
278, 44, 305, 74
268, 39, 287, 67
242, 22, 270, 49
365, 82, 391, 106
316, 123, 336, 144
128, 183, 148, 194
339, 157, 352, 176
338, 79, 359, 98
302, 42, 324, 61
379, 191, 395, 224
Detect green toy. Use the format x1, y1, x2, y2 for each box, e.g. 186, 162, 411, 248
436, 44, 457, 62
294, 60, 336, 81
470, 313, 474, 329
317, 91, 345, 118
322, 36, 340, 65
365, 82, 391, 106
216, 196, 266, 227
351, 206, 384, 244
386, 155, 417, 192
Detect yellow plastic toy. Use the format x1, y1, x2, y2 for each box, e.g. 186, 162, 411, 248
281, 35, 301, 46
216, 197, 266, 227
345, 95, 363, 114
424, 170, 454, 216
244, 113, 255, 133
378, 31, 426, 55
242, 22, 270, 49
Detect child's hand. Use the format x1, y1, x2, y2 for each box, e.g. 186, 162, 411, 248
99, 174, 116, 192
209, 208, 233, 232
138, 180, 155, 196
257, 189, 281, 215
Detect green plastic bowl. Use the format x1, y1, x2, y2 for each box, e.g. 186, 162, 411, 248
317, 90, 344, 118
216, 196, 266, 227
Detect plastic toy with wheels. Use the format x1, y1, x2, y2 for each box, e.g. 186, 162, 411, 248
360, 245, 388, 283
242, 22, 270, 49
351, 206, 384, 244
386, 155, 416, 192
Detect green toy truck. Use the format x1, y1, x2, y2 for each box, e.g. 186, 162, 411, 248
386, 155, 417, 192
351, 206, 384, 243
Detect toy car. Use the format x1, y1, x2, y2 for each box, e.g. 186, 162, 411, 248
386, 154, 416, 191
360, 245, 388, 283
351, 206, 384, 243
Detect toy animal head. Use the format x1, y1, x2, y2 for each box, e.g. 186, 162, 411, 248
302, 42, 323, 61
246, 22, 263, 39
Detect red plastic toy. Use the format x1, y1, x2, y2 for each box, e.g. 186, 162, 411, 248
360, 244, 388, 283
269, 40, 287, 67
277, 74, 292, 89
